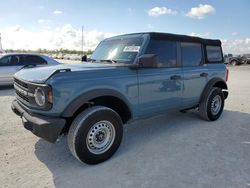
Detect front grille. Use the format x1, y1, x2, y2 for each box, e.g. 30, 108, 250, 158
13, 78, 52, 110
14, 78, 28, 89
16, 90, 29, 103
14, 78, 31, 105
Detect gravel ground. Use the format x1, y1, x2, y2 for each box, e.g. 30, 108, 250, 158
0, 66, 250, 188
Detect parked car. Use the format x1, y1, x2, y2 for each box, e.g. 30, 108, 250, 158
224, 55, 242, 66
0, 53, 59, 86
12, 32, 229, 164
223, 54, 233, 64
71, 54, 82, 61
223, 53, 250, 66
0, 50, 6, 55
241, 54, 250, 64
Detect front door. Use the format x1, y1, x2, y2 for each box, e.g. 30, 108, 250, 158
138, 39, 183, 116
0, 55, 24, 85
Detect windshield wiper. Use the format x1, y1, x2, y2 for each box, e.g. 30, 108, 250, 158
88, 58, 97, 62
100, 59, 117, 64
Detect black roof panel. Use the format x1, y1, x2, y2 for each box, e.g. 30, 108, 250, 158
111, 32, 221, 46
148, 32, 221, 45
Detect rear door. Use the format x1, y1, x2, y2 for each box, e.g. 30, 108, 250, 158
0, 55, 24, 85
138, 39, 183, 116
181, 42, 208, 108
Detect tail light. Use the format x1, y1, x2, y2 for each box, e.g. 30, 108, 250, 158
226, 68, 229, 82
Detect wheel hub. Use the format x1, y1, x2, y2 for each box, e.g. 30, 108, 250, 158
95, 131, 106, 143
211, 95, 222, 115
86, 120, 115, 155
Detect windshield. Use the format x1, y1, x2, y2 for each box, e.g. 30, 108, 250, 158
91, 36, 144, 64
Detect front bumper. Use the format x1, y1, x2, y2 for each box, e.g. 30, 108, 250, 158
11, 100, 66, 143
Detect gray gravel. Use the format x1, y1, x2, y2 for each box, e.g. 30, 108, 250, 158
0, 66, 250, 188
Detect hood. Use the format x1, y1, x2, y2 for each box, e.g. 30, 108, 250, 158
14, 62, 118, 83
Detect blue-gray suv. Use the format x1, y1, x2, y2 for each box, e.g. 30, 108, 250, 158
12, 32, 229, 164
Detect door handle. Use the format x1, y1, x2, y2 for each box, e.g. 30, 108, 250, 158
200, 73, 208, 77
170, 75, 181, 80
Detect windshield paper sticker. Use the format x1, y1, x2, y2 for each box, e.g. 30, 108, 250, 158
123, 46, 140, 52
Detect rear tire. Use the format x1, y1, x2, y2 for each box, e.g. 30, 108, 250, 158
231, 60, 238, 66
199, 87, 225, 121
68, 106, 123, 164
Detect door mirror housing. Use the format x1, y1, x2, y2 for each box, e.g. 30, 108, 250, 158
138, 54, 159, 68
81, 55, 87, 62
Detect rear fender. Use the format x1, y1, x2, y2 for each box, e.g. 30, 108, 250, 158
200, 78, 228, 102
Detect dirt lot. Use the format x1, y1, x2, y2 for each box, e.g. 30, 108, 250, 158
0, 66, 250, 188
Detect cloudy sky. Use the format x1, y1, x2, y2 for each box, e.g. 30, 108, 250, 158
0, 0, 249, 54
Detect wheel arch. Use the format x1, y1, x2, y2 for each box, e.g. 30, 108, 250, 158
61, 89, 133, 124
200, 78, 228, 102
229, 58, 241, 64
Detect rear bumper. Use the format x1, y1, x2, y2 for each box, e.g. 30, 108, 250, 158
11, 100, 65, 143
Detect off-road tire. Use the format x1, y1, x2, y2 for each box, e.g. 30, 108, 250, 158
199, 87, 225, 121
68, 106, 123, 164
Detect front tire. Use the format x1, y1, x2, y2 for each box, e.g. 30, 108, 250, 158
68, 106, 123, 164
199, 87, 225, 121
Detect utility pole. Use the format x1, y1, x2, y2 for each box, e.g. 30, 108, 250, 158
0, 33, 2, 50
81, 26, 84, 55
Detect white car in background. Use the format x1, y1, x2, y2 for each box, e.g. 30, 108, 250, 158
0, 53, 60, 86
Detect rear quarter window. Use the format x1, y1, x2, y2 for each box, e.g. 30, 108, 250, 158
206, 46, 222, 63
24, 55, 47, 65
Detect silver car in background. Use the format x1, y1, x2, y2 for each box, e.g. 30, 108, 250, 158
0, 53, 60, 86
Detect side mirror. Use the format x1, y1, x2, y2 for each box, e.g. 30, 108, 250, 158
81, 55, 87, 62
138, 54, 159, 68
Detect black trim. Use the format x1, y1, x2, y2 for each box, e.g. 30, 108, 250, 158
149, 32, 221, 45
109, 32, 221, 46
199, 78, 228, 103
61, 89, 132, 118
12, 100, 65, 143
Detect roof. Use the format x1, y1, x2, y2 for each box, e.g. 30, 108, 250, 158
110, 32, 221, 46
0, 53, 48, 57
149, 32, 221, 46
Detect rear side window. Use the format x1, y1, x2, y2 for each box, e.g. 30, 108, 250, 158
146, 40, 177, 67
206, 46, 222, 62
24, 55, 47, 65
181, 43, 202, 67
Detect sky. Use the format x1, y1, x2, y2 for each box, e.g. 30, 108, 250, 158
0, 0, 249, 54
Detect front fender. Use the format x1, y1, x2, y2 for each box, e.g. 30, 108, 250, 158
61, 89, 132, 118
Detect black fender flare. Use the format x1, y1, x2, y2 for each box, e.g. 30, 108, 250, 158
200, 77, 228, 103
61, 89, 133, 118
230, 58, 241, 64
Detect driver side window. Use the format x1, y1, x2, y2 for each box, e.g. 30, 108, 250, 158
145, 39, 177, 67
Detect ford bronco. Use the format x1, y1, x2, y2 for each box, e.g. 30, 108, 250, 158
12, 32, 229, 164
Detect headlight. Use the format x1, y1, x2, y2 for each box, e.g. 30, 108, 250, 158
34, 87, 46, 106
